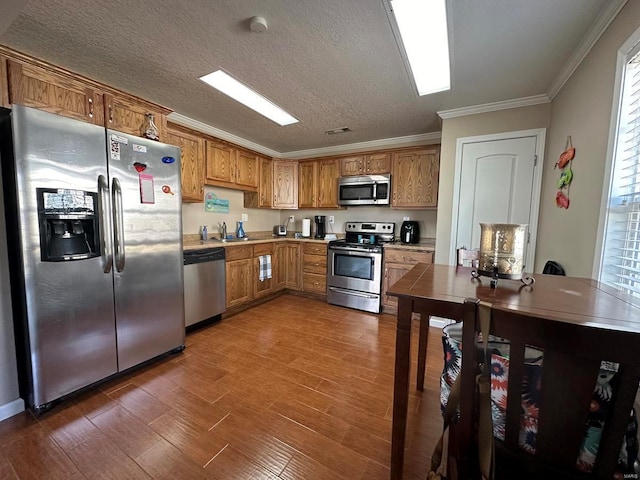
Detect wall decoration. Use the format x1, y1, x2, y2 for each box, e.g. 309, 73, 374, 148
555, 136, 575, 209
205, 192, 229, 213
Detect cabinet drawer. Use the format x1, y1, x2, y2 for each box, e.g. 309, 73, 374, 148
253, 242, 274, 256
303, 243, 328, 256
225, 244, 253, 261
303, 254, 326, 274
384, 249, 433, 265
303, 273, 326, 294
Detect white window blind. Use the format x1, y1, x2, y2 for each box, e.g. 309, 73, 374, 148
601, 45, 640, 297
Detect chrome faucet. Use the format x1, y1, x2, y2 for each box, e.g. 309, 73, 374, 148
221, 222, 227, 240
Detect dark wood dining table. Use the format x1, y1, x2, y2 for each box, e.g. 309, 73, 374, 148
386, 262, 640, 480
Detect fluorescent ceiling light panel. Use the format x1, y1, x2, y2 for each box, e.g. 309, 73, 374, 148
200, 70, 298, 126
390, 0, 451, 95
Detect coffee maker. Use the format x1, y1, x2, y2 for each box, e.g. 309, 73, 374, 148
314, 215, 326, 239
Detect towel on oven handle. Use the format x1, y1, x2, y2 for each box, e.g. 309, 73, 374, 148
259, 255, 272, 281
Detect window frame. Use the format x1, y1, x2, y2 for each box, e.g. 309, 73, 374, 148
594, 26, 640, 284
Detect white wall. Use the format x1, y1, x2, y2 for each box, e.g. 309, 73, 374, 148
435, 2, 640, 278
182, 186, 281, 238
435, 104, 552, 265
182, 183, 438, 240
285, 208, 437, 240
537, 0, 640, 277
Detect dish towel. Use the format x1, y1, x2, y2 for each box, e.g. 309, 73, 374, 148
259, 255, 272, 281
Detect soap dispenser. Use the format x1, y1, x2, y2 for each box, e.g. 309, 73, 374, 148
237, 221, 245, 239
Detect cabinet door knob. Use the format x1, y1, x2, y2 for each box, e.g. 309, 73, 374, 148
88, 97, 94, 118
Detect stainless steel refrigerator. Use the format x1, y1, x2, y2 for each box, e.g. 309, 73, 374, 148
0, 105, 185, 412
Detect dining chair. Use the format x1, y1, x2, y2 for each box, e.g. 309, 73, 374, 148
416, 249, 481, 393
453, 298, 640, 479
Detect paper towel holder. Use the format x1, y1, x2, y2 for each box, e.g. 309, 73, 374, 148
302, 218, 311, 237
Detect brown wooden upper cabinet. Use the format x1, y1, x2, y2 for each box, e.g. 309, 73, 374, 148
340, 152, 391, 176
298, 159, 340, 209
205, 140, 259, 192
104, 93, 167, 140
391, 147, 440, 208
245, 156, 274, 208
7, 59, 169, 140
244, 158, 298, 209
8, 60, 104, 125
0, 55, 10, 108
298, 161, 317, 208
273, 160, 298, 208
235, 150, 260, 190
165, 123, 205, 203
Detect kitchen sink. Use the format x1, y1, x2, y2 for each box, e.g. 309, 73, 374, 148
208, 237, 251, 243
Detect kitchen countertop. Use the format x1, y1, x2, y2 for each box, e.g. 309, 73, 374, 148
383, 240, 435, 251
183, 234, 332, 251
183, 234, 435, 252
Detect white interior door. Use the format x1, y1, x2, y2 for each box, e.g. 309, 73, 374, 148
450, 131, 545, 272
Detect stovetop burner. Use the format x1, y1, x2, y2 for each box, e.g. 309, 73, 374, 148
328, 221, 395, 251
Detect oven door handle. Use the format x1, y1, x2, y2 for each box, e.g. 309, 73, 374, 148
328, 287, 379, 299
329, 246, 382, 254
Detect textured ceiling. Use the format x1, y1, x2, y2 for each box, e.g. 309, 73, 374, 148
0, 0, 609, 154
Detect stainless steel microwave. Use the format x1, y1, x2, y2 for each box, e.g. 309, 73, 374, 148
338, 174, 391, 206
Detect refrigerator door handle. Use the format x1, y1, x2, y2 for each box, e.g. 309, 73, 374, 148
98, 175, 113, 273
112, 177, 126, 272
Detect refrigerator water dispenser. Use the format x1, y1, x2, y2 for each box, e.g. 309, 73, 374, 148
37, 188, 100, 261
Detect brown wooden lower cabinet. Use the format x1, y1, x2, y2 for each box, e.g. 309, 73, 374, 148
226, 258, 253, 308
224, 242, 432, 312
284, 243, 302, 290
225, 241, 309, 310
273, 243, 288, 291
382, 248, 434, 312
225, 245, 253, 308
302, 243, 327, 295
254, 242, 275, 298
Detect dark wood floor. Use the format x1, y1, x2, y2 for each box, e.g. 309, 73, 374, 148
0, 294, 445, 479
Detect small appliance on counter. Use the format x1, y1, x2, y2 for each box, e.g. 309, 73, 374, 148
400, 220, 420, 244
315, 215, 326, 239
274, 224, 287, 236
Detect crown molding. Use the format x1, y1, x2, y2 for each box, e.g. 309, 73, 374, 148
437, 94, 550, 120
168, 112, 441, 159
547, 0, 628, 100
167, 112, 281, 158
281, 132, 442, 159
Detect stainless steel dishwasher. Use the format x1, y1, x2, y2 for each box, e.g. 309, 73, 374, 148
183, 247, 226, 329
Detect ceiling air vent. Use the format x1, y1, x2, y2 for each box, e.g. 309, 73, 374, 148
325, 127, 351, 135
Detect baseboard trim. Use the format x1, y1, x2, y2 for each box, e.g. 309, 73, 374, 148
0, 398, 25, 421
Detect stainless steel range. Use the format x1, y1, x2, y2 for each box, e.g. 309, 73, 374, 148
327, 221, 395, 313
